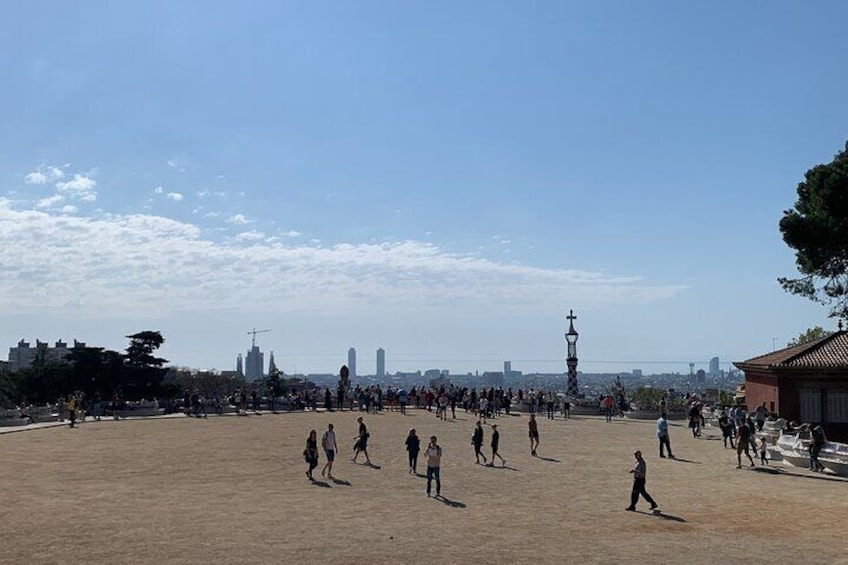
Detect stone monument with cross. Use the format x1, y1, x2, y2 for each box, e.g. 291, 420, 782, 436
565, 309, 579, 397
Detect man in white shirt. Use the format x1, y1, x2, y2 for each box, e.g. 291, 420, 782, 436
425, 436, 443, 498
321, 423, 337, 479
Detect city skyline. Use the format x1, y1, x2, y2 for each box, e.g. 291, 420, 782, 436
2, 3, 844, 376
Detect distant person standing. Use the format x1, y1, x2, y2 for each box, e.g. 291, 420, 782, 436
321, 423, 337, 479
406, 428, 421, 474
657, 414, 674, 458
626, 450, 658, 512
472, 421, 487, 465
528, 413, 540, 456
304, 430, 319, 481
754, 402, 769, 432
424, 436, 442, 498
352, 416, 372, 465
66, 395, 77, 429
490, 424, 506, 467
810, 424, 826, 472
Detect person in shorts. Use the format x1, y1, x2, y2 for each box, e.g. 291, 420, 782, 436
736, 421, 755, 468
321, 423, 337, 479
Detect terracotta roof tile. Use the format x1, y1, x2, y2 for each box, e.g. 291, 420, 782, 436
736, 331, 848, 368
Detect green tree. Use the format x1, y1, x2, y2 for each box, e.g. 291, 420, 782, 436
122, 331, 170, 400
628, 386, 666, 412
787, 326, 832, 347
779, 141, 848, 319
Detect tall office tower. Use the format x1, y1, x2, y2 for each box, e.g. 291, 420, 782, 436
348, 347, 357, 380
245, 345, 264, 382
504, 361, 512, 377
709, 356, 720, 377
268, 351, 278, 375
689, 363, 695, 376
376, 348, 385, 379
236, 354, 244, 376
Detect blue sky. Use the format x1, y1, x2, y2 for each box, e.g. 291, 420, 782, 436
2, 1, 846, 376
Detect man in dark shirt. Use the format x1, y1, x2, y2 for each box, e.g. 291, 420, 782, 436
736, 421, 755, 468
490, 424, 506, 467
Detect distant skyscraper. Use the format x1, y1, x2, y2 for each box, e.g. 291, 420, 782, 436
689, 362, 695, 376
709, 356, 720, 377
376, 348, 385, 379
348, 347, 357, 380
236, 354, 244, 376
245, 345, 264, 382
696, 369, 706, 384
504, 361, 512, 377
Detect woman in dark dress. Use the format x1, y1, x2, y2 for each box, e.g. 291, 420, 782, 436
305, 429, 319, 480
405, 428, 421, 474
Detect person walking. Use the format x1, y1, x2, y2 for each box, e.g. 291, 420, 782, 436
406, 428, 421, 474
304, 430, 319, 480
321, 423, 337, 479
528, 413, 540, 456
490, 423, 506, 467
736, 421, 756, 468
657, 414, 674, 458
425, 435, 442, 498
754, 402, 769, 432
472, 421, 487, 465
626, 450, 658, 512
352, 416, 372, 465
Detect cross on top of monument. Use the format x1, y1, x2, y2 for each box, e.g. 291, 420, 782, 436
567, 309, 577, 322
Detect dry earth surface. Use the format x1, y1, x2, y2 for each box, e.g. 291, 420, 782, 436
3, 409, 848, 565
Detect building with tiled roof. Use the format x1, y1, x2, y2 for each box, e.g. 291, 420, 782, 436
734, 328, 848, 441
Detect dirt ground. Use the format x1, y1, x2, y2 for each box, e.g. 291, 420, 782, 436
2, 408, 848, 565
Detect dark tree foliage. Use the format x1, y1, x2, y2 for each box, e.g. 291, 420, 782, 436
787, 326, 832, 347
123, 331, 170, 400
779, 142, 848, 319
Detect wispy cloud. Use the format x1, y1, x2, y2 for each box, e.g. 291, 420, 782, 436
56, 174, 97, 202
0, 199, 687, 319
154, 186, 164, 194
166, 192, 184, 202
226, 214, 250, 225
282, 230, 301, 237
24, 166, 64, 185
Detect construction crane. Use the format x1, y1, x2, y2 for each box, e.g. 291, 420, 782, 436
248, 328, 271, 348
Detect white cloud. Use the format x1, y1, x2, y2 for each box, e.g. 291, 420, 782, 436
55, 174, 97, 201
154, 186, 164, 194
167, 160, 177, 168
282, 230, 301, 237
25, 166, 64, 185
204, 211, 221, 218
226, 214, 250, 225
0, 199, 687, 320
166, 192, 184, 202
36, 195, 64, 208
234, 230, 266, 241
61, 205, 78, 214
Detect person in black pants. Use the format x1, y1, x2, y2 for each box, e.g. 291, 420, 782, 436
626, 450, 658, 512
405, 428, 421, 474
472, 421, 487, 465
304, 430, 319, 480
490, 424, 506, 467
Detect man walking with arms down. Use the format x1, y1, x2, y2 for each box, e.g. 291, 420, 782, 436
425, 436, 442, 498
321, 423, 337, 479
657, 414, 674, 458
626, 450, 658, 512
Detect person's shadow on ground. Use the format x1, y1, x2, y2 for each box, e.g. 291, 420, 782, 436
331, 478, 352, 486
532, 454, 561, 463
310, 480, 331, 488
633, 509, 686, 522
484, 463, 519, 471
434, 495, 466, 508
